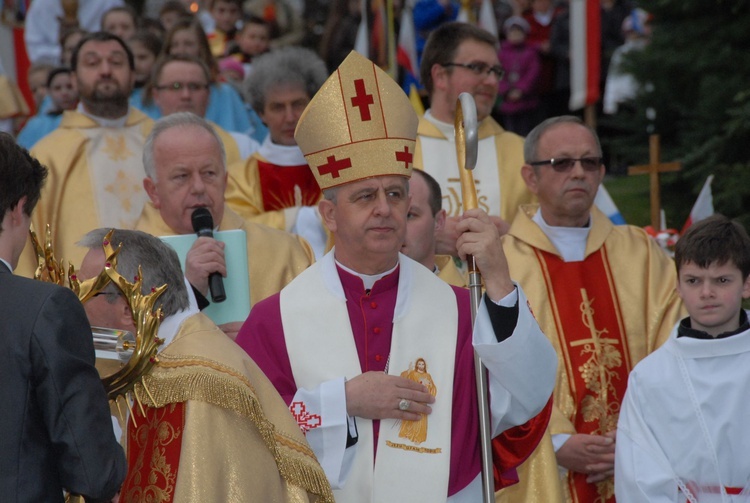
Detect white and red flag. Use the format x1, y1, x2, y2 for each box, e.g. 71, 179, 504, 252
569, 0, 601, 110
681, 175, 715, 234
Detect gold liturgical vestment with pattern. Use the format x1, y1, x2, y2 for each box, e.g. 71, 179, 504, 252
496, 205, 684, 503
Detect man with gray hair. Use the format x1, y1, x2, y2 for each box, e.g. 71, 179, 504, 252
226, 46, 329, 258
134, 112, 313, 337
76, 227, 333, 503
496, 115, 684, 502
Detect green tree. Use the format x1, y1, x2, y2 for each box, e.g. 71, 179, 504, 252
603, 0, 750, 229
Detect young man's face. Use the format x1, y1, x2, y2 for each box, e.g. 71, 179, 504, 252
211, 1, 241, 33
677, 260, 750, 337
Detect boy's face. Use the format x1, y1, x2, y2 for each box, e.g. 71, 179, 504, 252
237, 23, 270, 56
211, 1, 241, 33
677, 260, 750, 337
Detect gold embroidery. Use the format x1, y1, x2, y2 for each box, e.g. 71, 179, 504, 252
103, 134, 134, 161
398, 357, 437, 444
385, 440, 442, 454
570, 289, 623, 435
444, 178, 490, 215
122, 405, 180, 503
104, 170, 141, 212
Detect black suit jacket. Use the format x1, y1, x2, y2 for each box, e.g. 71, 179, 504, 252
0, 262, 126, 502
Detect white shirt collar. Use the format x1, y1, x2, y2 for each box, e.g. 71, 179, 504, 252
533, 210, 591, 262
257, 136, 307, 166
424, 109, 456, 139
0, 257, 12, 272
157, 276, 201, 351
335, 258, 399, 290
76, 102, 129, 128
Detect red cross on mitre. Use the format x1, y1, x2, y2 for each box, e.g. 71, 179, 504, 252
290, 401, 322, 433
317, 154, 352, 179
350, 78, 375, 122
395, 146, 413, 170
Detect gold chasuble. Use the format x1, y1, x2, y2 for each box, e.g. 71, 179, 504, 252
134, 203, 314, 307
497, 205, 684, 503
20, 108, 154, 276
120, 312, 333, 503
413, 116, 534, 222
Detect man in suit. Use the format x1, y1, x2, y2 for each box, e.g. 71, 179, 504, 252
0, 132, 126, 501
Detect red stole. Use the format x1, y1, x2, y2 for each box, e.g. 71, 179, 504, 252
257, 160, 320, 211
535, 248, 631, 503
120, 402, 185, 503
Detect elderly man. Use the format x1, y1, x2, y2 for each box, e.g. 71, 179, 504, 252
76, 228, 333, 503
225, 46, 329, 257
150, 54, 259, 163
415, 22, 534, 257
135, 112, 313, 333
236, 51, 556, 503
0, 134, 126, 501
401, 168, 466, 287
20, 32, 154, 276
496, 116, 685, 503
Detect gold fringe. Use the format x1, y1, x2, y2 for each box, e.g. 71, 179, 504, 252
135, 355, 334, 503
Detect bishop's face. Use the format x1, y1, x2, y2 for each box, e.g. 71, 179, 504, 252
320, 175, 410, 275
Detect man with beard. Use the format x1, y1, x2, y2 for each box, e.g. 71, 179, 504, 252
414, 22, 534, 258
18, 32, 154, 276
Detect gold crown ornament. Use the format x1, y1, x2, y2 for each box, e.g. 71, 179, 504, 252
294, 50, 419, 190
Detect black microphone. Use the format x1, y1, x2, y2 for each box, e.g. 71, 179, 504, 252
191, 207, 226, 303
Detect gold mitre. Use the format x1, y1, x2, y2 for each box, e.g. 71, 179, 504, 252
294, 51, 418, 190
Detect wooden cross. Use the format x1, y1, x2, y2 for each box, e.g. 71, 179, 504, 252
628, 134, 682, 230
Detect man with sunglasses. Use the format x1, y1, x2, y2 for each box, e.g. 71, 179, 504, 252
415, 21, 534, 258
496, 116, 685, 503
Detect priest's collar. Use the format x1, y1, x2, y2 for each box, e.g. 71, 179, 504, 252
678, 310, 749, 340
157, 276, 202, 351
335, 258, 399, 291
258, 135, 307, 166
532, 209, 591, 262
423, 109, 455, 139
76, 102, 128, 128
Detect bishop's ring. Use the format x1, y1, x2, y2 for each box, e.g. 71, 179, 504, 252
398, 399, 411, 411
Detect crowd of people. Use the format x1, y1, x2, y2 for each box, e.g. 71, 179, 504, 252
1, 1, 747, 503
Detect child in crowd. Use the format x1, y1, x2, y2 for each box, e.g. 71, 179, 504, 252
17, 67, 78, 149
616, 214, 750, 502
228, 16, 271, 77
207, 0, 243, 57
101, 5, 139, 41
159, 1, 192, 33
496, 16, 541, 136
128, 31, 163, 89
27, 63, 52, 113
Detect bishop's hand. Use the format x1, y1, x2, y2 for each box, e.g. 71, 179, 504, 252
345, 371, 435, 421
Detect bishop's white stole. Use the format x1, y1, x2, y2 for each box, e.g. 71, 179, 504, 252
282, 252, 458, 502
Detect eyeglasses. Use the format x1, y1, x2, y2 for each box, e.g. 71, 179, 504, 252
529, 157, 603, 172
442, 62, 505, 79
155, 82, 209, 92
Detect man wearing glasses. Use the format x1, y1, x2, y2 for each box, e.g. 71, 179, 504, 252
151, 54, 259, 164
497, 116, 685, 503
414, 21, 534, 258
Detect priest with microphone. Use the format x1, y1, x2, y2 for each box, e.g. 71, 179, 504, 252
135, 112, 314, 338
